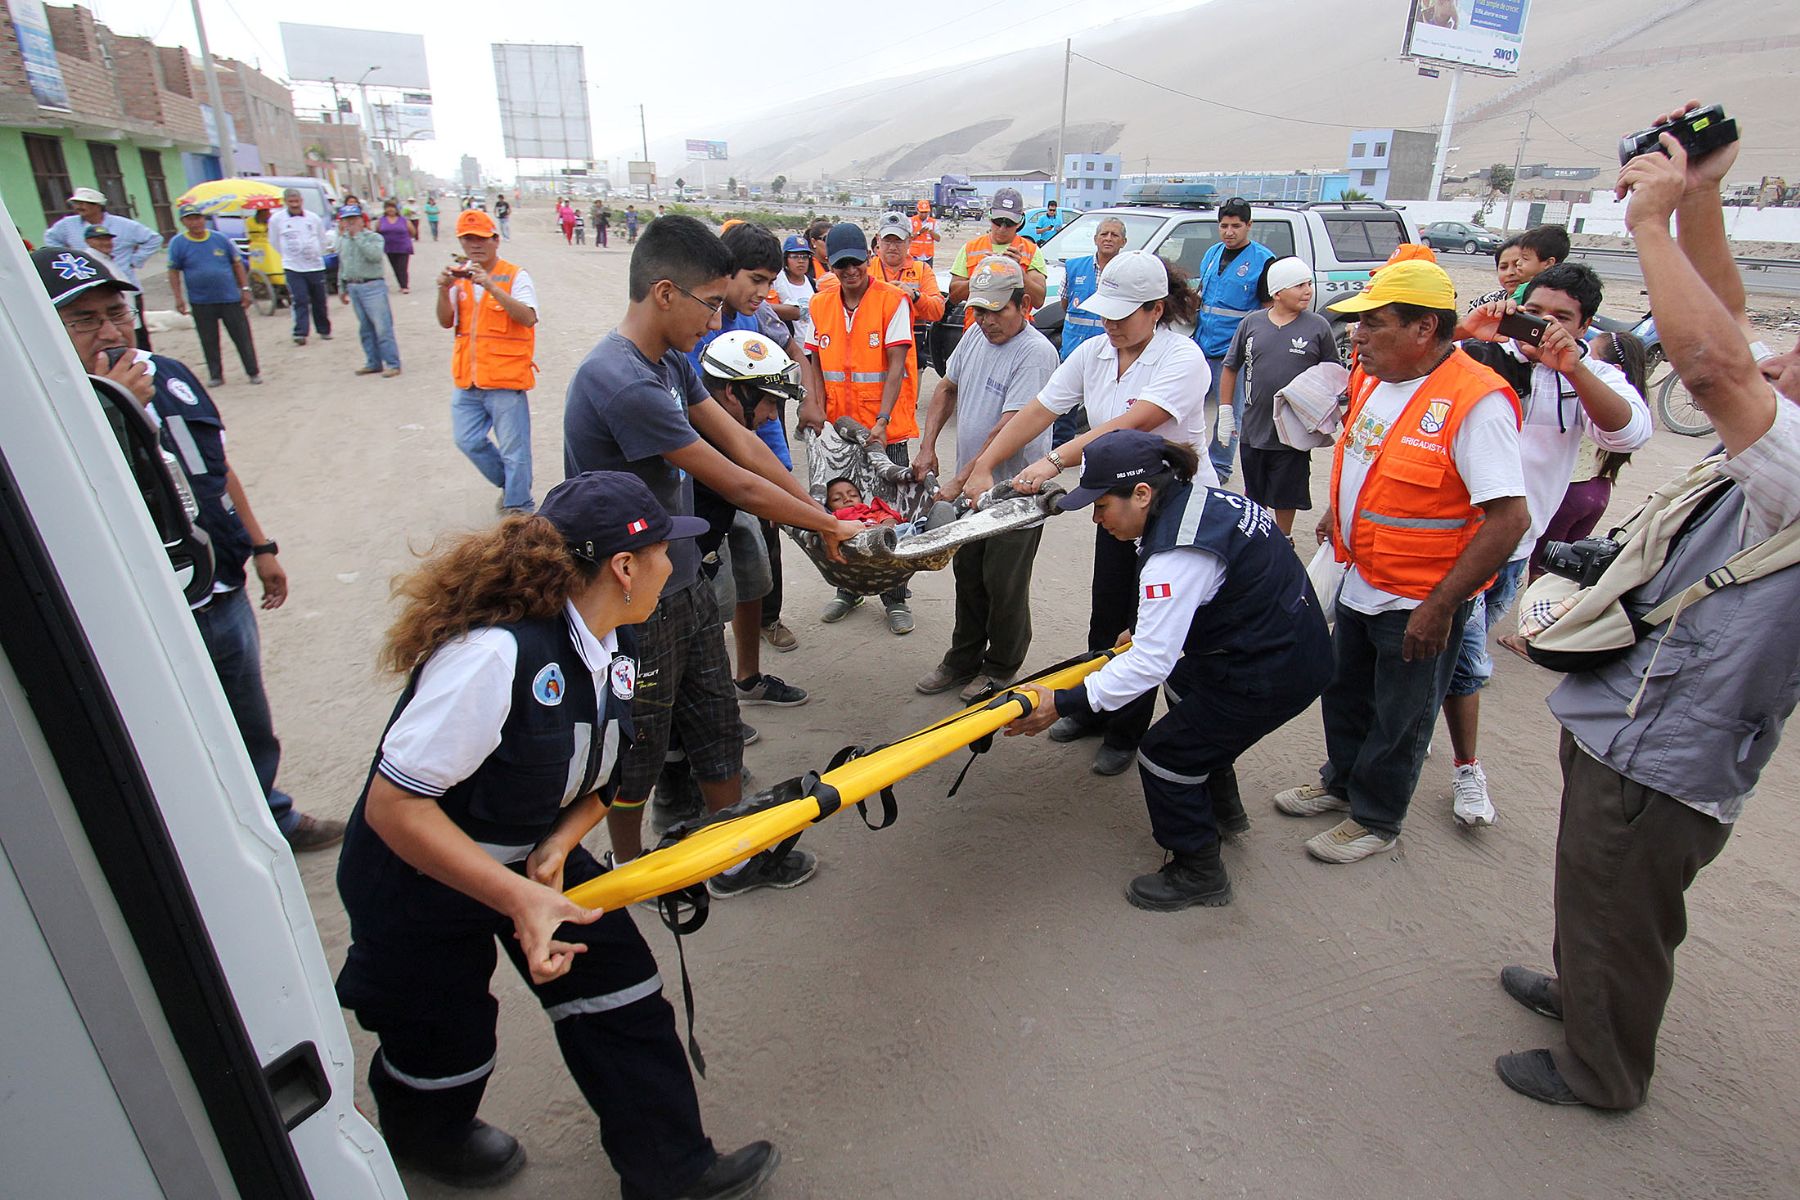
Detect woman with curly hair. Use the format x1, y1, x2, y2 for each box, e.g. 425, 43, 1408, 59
334, 471, 780, 1199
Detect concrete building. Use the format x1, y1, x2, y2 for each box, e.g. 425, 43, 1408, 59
1061, 153, 1122, 207
1344, 128, 1436, 201
1, 2, 307, 239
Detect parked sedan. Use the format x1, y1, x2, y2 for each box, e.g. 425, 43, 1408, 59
1420, 220, 1503, 255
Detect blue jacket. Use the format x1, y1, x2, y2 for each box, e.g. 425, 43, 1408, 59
1059, 254, 1106, 360
1195, 240, 1276, 358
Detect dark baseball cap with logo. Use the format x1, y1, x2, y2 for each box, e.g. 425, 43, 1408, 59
824, 221, 870, 266
538, 471, 709, 563
1057, 429, 1175, 509
31, 245, 138, 307
989, 187, 1026, 225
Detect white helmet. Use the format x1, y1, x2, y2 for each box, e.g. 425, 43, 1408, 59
699, 329, 804, 403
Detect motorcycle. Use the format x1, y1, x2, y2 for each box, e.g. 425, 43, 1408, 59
1588, 311, 1713, 438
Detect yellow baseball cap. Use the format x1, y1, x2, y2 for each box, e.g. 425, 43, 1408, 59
1328, 259, 1456, 314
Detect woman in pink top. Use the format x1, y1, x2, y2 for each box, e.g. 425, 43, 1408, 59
376, 200, 415, 293
558, 199, 577, 245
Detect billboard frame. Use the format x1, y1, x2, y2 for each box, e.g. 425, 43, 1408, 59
277, 23, 431, 89
1399, 0, 1530, 78
491, 43, 594, 164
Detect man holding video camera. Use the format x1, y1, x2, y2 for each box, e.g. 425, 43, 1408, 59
1494, 102, 1800, 1111
1443, 265, 1653, 827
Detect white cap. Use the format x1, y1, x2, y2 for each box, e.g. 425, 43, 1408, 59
1076, 250, 1169, 320
1266, 256, 1311, 295
68, 186, 107, 206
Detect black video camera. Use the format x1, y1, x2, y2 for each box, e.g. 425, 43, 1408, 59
1541, 535, 1622, 587
1619, 104, 1739, 166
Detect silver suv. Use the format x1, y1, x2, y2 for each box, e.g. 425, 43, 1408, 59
1033, 200, 1416, 357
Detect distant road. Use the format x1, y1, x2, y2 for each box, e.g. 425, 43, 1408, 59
1434, 246, 1800, 301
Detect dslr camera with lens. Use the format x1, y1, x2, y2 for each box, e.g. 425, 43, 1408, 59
1540, 535, 1623, 587
1619, 104, 1739, 166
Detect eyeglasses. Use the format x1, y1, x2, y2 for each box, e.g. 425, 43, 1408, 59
61, 306, 135, 334
670, 283, 726, 315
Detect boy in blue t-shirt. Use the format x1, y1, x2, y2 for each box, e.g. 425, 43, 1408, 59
166, 205, 261, 386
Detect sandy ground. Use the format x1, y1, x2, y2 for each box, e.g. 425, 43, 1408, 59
143, 215, 1800, 1199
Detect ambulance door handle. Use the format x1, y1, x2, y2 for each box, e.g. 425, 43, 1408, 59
263, 1040, 331, 1132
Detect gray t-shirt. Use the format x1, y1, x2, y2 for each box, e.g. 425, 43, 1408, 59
563, 330, 708, 591
1223, 309, 1340, 450
945, 324, 1059, 480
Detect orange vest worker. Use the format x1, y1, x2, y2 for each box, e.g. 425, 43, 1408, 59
957, 232, 1040, 328
451, 258, 536, 391
909, 213, 938, 261
1327, 349, 1521, 600
806, 277, 920, 439
868, 255, 946, 324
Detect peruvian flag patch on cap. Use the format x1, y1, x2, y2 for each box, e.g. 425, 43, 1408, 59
1144, 582, 1172, 600
626, 518, 650, 535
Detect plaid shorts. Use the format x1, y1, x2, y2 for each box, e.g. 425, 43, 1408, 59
617, 580, 743, 801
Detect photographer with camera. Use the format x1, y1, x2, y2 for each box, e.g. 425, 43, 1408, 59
1441, 264, 1652, 827
337, 205, 403, 379
1492, 103, 1800, 1112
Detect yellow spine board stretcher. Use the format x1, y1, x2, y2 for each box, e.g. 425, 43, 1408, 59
566, 648, 1124, 912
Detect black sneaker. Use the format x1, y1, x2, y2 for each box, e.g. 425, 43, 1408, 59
707, 847, 817, 898
1494, 1049, 1585, 1106
741, 722, 760, 746
678, 1141, 780, 1199
736, 673, 809, 706
1499, 966, 1563, 1020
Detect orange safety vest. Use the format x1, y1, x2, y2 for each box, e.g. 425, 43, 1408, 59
867, 254, 946, 325
1327, 348, 1521, 601
807, 278, 919, 440
451, 258, 536, 391
909, 214, 938, 260
957, 233, 1040, 328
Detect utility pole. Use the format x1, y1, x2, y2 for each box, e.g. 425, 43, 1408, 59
1053, 38, 1071, 206
1426, 64, 1463, 203
640, 104, 652, 200
188, 0, 235, 174
1501, 108, 1534, 232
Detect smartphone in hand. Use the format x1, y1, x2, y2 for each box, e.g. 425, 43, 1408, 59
1497, 310, 1550, 347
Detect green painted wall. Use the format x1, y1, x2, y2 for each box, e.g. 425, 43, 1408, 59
0, 129, 46, 237
0, 127, 181, 242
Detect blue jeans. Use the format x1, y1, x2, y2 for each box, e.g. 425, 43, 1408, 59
191, 587, 296, 833
453, 386, 533, 510
346, 280, 400, 369
1319, 598, 1475, 836
1205, 353, 1243, 481
1447, 557, 1528, 696
499, 216, 511, 239
287, 268, 331, 338
1051, 403, 1089, 448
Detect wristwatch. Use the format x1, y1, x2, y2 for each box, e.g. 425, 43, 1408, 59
1047, 449, 1067, 471
251, 540, 279, 557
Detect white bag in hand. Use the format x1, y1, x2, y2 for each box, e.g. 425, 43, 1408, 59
1306, 542, 1346, 629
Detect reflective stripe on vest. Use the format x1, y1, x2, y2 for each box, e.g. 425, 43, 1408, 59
959, 234, 1040, 328
820, 369, 890, 383
1203, 303, 1257, 319
809, 278, 919, 438
1327, 350, 1521, 601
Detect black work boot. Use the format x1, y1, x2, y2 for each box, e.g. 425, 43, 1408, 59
679, 1141, 781, 1199
1126, 848, 1232, 912
385, 1119, 526, 1189
1211, 767, 1250, 837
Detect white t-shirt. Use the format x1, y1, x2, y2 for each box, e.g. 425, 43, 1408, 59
1506, 350, 1652, 560
377, 601, 618, 862
773, 272, 815, 349
1037, 326, 1220, 486
1336, 377, 1525, 614
267, 210, 327, 274
1082, 546, 1227, 711
505, 268, 538, 312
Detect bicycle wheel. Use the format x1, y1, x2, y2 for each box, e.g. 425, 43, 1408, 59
247, 271, 279, 317
1656, 370, 1715, 438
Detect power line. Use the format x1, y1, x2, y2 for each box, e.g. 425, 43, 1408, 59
1070, 51, 1379, 130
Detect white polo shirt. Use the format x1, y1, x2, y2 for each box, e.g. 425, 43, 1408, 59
377, 600, 619, 860
1037, 325, 1220, 485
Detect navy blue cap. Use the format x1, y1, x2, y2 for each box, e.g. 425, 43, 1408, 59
782, 234, 809, 255
1058, 430, 1172, 509
32, 246, 138, 307
539, 471, 709, 563
824, 221, 870, 266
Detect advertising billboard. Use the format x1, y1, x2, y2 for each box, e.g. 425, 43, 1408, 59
685, 140, 729, 161
628, 161, 657, 186
492, 44, 593, 162
8, 0, 69, 109
278, 23, 431, 89
1400, 0, 1530, 75
372, 99, 434, 142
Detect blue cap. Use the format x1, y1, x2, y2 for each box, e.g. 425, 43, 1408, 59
824, 221, 870, 266
1058, 430, 1174, 509
782, 234, 809, 255
337, 204, 364, 219
538, 471, 709, 563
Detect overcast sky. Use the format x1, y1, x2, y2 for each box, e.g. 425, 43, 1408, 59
89, 0, 1208, 182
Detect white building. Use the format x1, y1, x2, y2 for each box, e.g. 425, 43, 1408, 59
1062, 153, 1122, 207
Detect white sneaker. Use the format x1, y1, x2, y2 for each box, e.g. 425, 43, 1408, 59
1305, 818, 1398, 864
1452, 761, 1497, 827
1273, 782, 1351, 817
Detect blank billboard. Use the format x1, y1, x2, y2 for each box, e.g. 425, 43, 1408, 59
492, 43, 592, 162
278, 23, 431, 89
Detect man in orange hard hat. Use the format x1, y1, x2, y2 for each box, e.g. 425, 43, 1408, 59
909, 199, 940, 266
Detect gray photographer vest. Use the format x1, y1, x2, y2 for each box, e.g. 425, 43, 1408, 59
1548, 483, 1800, 821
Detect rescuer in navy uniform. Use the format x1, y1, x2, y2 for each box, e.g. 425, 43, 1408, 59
334, 471, 780, 1199
1006, 431, 1333, 911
